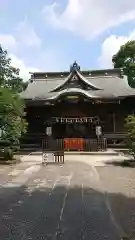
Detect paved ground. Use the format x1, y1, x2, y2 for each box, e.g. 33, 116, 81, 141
21, 151, 130, 166
0, 155, 135, 239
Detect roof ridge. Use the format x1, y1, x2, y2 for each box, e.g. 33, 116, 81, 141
30, 68, 121, 75
76, 70, 101, 90
86, 75, 116, 79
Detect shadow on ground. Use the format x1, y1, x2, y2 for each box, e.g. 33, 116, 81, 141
0, 182, 135, 239
105, 159, 135, 168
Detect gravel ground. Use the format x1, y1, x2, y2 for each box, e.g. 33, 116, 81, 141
0, 160, 135, 239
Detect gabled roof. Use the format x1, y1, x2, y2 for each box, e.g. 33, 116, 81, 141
21, 62, 135, 101
50, 68, 101, 92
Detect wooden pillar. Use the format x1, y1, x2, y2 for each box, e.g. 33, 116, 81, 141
112, 112, 116, 145
113, 112, 116, 132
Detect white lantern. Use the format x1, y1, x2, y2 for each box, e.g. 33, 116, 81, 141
46, 126, 52, 136
96, 126, 102, 136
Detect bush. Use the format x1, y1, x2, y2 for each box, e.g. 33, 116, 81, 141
12, 145, 20, 152
4, 147, 14, 161
125, 115, 135, 158
0, 139, 11, 147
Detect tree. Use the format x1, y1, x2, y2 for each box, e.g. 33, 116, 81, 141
0, 45, 28, 92
112, 40, 135, 88
0, 87, 27, 142
125, 115, 135, 158
0, 45, 28, 156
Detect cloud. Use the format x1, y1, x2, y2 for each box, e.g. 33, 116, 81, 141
0, 33, 65, 80
0, 19, 41, 52
15, 18, 41, 48
9, 54, 40, 80
42, 0, 135, 40
99, 29, 135, 68
0, 32, 65, 78
0, 34, 17, 50
0, 16, 69, 78
0, 19, 42, 80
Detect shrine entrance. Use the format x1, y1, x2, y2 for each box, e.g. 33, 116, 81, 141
42, 137, 107, 153
51, 100, 100, 139
52, 117, 99, 139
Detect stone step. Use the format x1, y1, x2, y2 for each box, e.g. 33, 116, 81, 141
64, 149, 119, 156
20, 149, 120, 156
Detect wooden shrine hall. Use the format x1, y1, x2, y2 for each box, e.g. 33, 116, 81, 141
20, 61, 135, 151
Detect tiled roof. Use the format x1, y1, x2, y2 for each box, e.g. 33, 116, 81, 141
21, 67, 135, 100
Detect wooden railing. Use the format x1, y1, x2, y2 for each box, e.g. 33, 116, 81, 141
21, 132, 127, 150
42, 138, 107, 152
104, 132, 127, 139
104, 132, 127, 147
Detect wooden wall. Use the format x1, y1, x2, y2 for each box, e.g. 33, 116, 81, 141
25, 98, 135, 137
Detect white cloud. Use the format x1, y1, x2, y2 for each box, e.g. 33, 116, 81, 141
0, 18, 67, 77
15, 18, 41, 48
42, 0, 135, 39
0, 20, 42, 81
99, 30, 135, 68
0, 33, 40, 81
9, 54, 40, 80
0, 34, 17, 50
0, 19, 41, 52
0, 32, 64, 78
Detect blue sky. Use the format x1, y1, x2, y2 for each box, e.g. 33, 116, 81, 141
0, 0, 135, 79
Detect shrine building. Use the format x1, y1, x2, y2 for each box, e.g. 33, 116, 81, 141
20, 62, 135, 151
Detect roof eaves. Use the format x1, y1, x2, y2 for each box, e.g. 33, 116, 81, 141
49, 72, 73, 92
49, 69, 102, 92
76, 70, 101, 90
47, 88, 100, 100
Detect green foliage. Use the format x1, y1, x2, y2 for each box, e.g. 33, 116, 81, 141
0, 44, 28, 150
112, 40, 135, 88
0, 139, 11, 146
125, 115, 135, 157
0, 45, 28, 91
0, 87, 28, 142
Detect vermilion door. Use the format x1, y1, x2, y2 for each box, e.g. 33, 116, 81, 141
64, 138, 84, 151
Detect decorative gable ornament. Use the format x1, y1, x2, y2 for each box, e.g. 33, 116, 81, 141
71, 75, 78, 81
70, 61, 80, 72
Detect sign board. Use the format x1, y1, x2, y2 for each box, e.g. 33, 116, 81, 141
46, 126, 52, 136
55, 117, 99, 124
